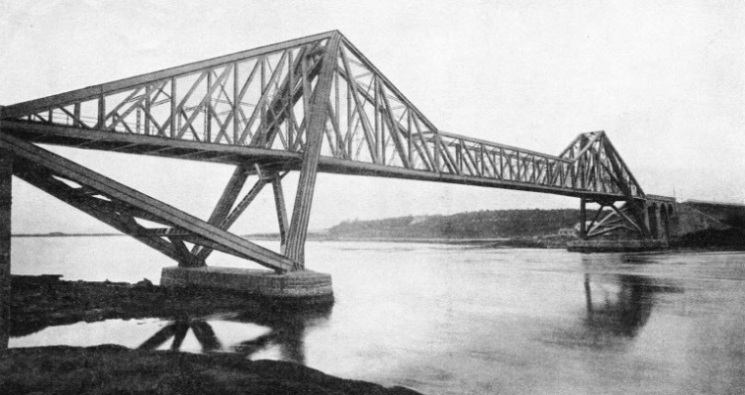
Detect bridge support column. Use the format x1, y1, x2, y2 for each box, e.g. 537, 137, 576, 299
272, 176, 289, 254
0, 148, 12, 351
654, 205, 663, 240
285, 33, 342, 268
579, 198, 587, 240
644, 203, 661, 240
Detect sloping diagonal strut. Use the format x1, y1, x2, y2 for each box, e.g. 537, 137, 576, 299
284, 32, 343, 266
0, 132, 295, 273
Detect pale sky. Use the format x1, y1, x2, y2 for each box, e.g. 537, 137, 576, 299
1, 0, 743, 234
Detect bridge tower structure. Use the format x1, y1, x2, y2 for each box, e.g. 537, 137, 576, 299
0, 31, 666, 301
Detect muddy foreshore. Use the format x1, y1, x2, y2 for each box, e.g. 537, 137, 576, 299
2, 275, 423, 395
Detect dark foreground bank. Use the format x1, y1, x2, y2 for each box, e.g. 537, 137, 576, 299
0, 345, 421, 395
3, 276, 423, 395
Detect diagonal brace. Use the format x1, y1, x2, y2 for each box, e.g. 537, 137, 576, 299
0, 132, 296, 272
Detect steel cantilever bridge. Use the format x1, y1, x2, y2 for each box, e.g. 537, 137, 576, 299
0, 31, 670, 275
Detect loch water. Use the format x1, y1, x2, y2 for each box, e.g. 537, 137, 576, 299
9, 236, 745, 394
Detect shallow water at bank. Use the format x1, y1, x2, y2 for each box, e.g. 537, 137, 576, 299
9, 237, 745, 394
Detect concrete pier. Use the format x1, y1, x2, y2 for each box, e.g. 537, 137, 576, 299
160, 266, 333, 302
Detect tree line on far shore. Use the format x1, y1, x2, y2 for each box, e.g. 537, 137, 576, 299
327, 209, 591, 240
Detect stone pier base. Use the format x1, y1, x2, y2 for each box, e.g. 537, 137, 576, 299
567, 239, 668, 253
161, 266, 333, 301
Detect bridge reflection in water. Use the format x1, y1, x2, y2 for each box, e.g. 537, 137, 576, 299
137, 302, 332, 364
583, 273, 657, 340
549, 255, 682, 349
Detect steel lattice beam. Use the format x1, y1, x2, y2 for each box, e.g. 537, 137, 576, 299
0, 31, 645, 202
0, 132, 296, 273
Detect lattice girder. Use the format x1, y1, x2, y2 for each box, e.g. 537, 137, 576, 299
2, 32, 336, 155
1, 30, 647, 202
582, 201, 646, 239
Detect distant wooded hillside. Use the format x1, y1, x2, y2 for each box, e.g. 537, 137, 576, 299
328, 209, 588, 239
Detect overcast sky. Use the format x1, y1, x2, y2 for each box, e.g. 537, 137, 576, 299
1, 0, 743, 234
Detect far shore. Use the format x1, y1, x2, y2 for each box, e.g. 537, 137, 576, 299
12, 232, 548, 247
12, 232, 515, 244
11, 230, 744, 251
12, 232, 124, 238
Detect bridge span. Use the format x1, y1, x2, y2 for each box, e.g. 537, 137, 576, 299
0, 31, 670, 298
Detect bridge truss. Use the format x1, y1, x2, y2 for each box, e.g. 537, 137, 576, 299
0, 30, 657, 273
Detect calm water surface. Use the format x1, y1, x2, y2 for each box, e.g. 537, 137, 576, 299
9, 236, 745, 395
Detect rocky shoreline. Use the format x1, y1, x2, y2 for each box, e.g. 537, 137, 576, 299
2, 275, 423, 395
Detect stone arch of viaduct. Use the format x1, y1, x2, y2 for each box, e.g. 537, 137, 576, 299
644, 195, 676, 241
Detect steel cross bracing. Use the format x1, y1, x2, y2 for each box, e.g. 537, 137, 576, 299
0, 30, 651, 270
0, 132, 295, 272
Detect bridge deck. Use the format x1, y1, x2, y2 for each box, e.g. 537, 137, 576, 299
1, 119, 631, 201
